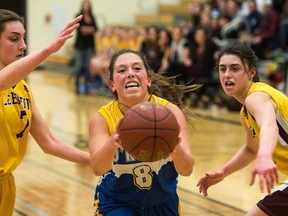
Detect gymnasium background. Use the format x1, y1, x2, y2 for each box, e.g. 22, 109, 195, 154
0, 0, 180, 56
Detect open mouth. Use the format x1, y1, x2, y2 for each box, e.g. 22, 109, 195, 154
125, 81, 139, 89
16, 54, 24, 58
225, 81, 234, 87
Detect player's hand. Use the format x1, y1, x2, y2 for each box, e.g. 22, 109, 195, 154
110, 133, 122, 149
250, 156, 278, 194
197, 170, 225, 196
45, 15, 82, 54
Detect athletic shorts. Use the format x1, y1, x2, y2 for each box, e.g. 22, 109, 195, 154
257, 180, 288, 216
0, 173, 16, 216
94, 191, 180, 216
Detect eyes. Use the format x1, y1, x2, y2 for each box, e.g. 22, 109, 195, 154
219, 65, 240, 73
8, 34, 25, 43
116, 64, 143, 73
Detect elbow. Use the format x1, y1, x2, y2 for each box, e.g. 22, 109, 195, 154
181, 170, 193, 177
40, 143, 53, 154
179, 167, 193, 176
177, 160, 194, 176
91, 166, 107, 176
93, 170, 104, 176
90, 159, 108, 176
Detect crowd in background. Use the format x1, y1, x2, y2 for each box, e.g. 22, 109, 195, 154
75, 0, 288, 108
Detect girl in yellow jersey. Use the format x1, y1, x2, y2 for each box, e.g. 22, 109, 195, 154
197, 43, 288, 216
0, 9, 89, 216
89, 49, 199, 216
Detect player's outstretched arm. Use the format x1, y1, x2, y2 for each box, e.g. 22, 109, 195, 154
0, 15, 82, 90
29, 97, 90, 165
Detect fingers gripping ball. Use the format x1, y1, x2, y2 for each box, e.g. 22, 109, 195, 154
117, 102, 180, 162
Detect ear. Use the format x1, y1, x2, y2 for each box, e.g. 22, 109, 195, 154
147, 76, 152, 88
109, 80, 116, 92
249, 67, 257, 79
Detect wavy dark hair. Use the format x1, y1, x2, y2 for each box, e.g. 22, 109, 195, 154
215, 42, 260, 82
0, 9, 24, 35
105, 49, 200, 126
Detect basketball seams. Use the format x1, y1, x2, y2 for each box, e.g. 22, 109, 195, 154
117, 128, 179, 132
117, 102, 179, 162
128, 136, 173, 161
152, 102, 157, 162
129, 109, 172, 122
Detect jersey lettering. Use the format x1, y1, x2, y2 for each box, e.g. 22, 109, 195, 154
3, 92, 30, 109
2, 90, 31, 139
16, 110, 30, 139
114, 149, 136, 163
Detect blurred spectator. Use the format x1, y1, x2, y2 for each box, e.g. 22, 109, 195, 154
139, 26, 162, 72
251, 0, 280, 59
127, 28, 142, 51
187, 27, 220, 108
221, 0, 249, 40
211, 13, 232, 48
215, 0, 227, 16
246, 0, 262, 35
279, 0, 288, 51
97, 26, 118, 54
161, 26, 192, 84
186, 1, 202, 45
157, 28, 171, 62
226, 0, 243, 18
199, 11, 215, 40
73, 0, 98, 95
188, 27, 218, 82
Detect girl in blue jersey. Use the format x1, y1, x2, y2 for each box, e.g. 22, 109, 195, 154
197, 43, 288, 216
89, 49, 199, 216
0, 10, 90, 216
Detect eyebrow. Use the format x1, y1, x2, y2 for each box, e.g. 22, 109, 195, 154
9, 31, 25, 36
219, 64, 240, 67
116, 62, 142, 67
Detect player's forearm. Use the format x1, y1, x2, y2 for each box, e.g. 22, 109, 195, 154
172, 145, 194, 176
257, 124, 278, 158
0, 47, 51, 90
221, 145, 256, 177
90, 144, 117, 176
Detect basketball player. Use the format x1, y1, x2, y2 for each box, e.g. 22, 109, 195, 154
89, 49, 199, 215
197, 43, 288, 216
0, 9, 89, 216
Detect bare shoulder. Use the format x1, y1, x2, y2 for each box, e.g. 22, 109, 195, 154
245, 91, 277, 112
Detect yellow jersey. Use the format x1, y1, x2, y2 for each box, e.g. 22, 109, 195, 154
0, 80, 33, 176
241, 82, 288, 175
98, 95, 169, 135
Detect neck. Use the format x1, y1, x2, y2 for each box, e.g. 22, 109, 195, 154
118, 94, 152, 114
236, 82, 252, 104
118, 101, 131, 114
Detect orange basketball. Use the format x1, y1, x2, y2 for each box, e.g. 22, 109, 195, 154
117, 102, 180, 162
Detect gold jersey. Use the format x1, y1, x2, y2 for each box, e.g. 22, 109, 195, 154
241, 82, 288, 175
0, 80, 33, 176
98, 95, 169, 135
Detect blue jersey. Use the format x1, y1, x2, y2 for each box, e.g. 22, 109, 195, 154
95, 95, 179, 209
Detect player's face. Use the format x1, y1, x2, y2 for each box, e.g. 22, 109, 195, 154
218, 54, 252, 99
110, 53, 152, 102
0, 21, 26, 69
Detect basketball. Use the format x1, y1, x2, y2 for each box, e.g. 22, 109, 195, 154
117, 102, 180, 162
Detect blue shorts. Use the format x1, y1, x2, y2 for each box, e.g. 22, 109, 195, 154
94, 191, 180, 216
